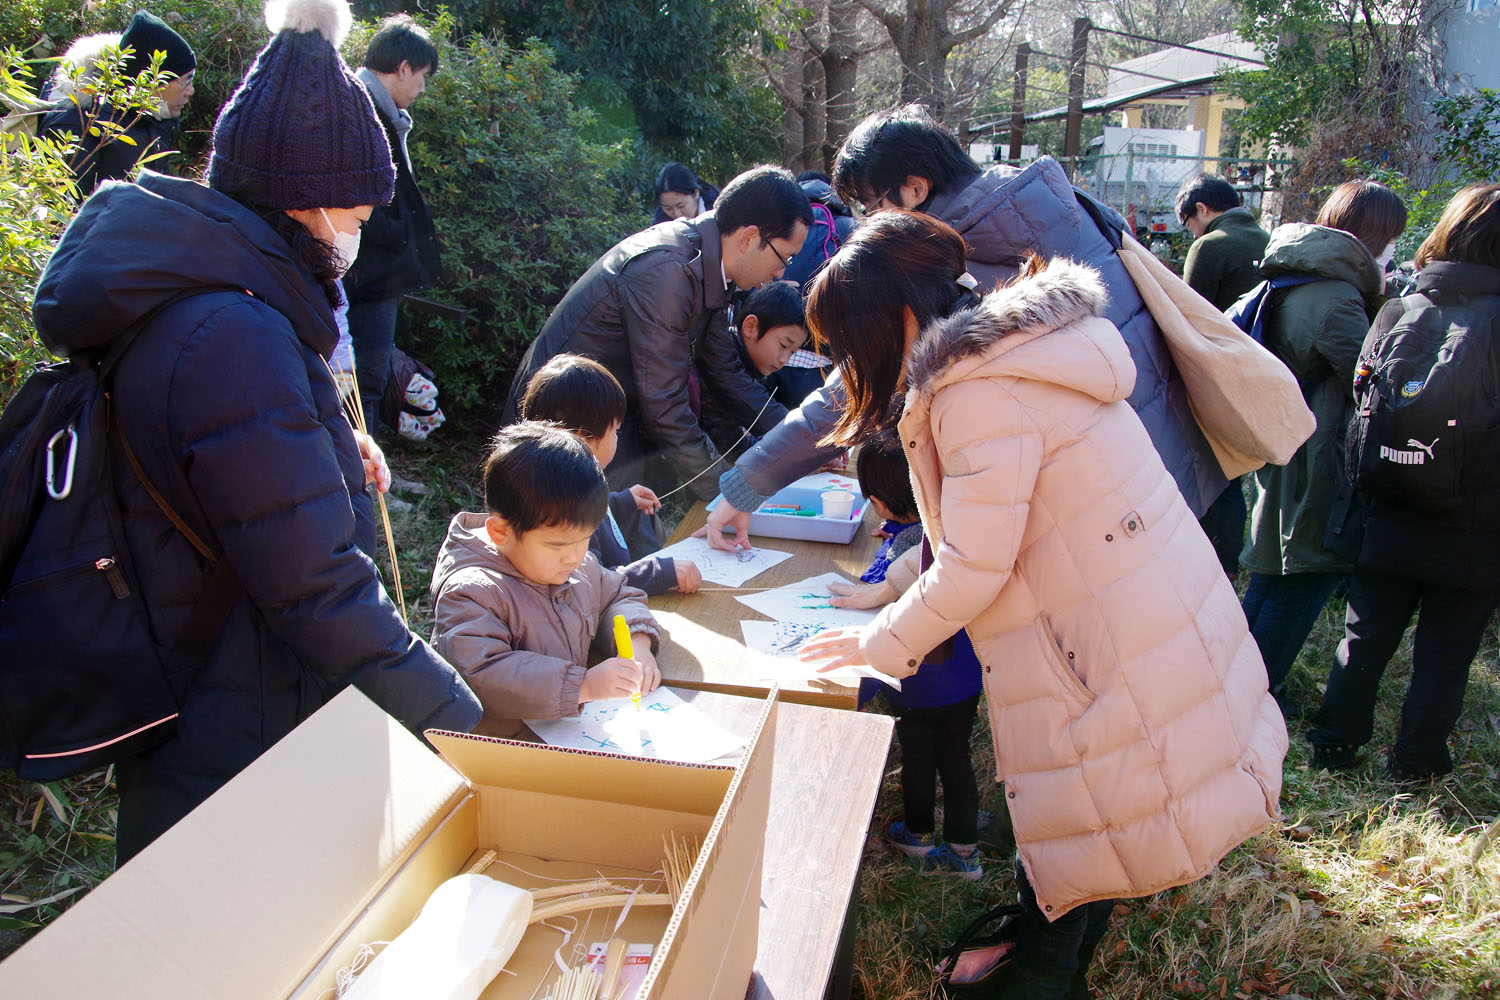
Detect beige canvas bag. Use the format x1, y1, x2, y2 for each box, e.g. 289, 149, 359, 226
1118, 234, 1315, 478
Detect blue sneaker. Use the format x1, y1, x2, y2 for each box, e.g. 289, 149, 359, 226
921, 843, 984, 881
885, 821, 937, 857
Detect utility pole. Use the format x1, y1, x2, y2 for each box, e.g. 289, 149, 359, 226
1063, 17, 1090, 161
1009, 42, 1029, 161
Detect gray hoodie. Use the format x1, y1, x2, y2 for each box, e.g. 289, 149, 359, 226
430, 512, 660, 735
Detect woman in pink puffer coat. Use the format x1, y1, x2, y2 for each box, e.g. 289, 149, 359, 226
802, 211, 1287, 998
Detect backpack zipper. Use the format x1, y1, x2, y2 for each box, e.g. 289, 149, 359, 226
96, 557, 129, 599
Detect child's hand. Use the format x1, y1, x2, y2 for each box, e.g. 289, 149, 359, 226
817, 451, 850, 473
634, 646, 661, 694
355, 432, 391, 493
673, 559, 703, 594
827, 579, 896, 610
628, 484, 661, 514
579, 657, 643, 703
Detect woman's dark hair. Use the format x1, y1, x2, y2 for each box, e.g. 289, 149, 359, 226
832, 104, 982, 212
856, 429, 919, 522
654, 162, 700, 197
808, 210, 978, 446
1415, 184, 1500, 270
716, 165, 815, 241
482, 422, 608, 535
364, 15, 439, 75
519, 354, 627, 441
797, 169, 832, 185
739, 280, 805, 336
1315, 179, 1407, 258
250, 203, 343, 309
1174, 174, 1240, 222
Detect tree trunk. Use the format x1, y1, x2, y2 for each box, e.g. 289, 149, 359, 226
820, 0, 860, 171
894, 9, 955, 120
802, 51, 826, 175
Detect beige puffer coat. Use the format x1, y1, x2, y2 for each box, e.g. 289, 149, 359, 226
862, 259, 1287, 919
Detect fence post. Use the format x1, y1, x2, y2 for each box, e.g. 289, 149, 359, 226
1009, 42, 1029, 161
1063, 17, 1089, 161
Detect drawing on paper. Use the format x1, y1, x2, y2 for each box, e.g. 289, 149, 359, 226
739, 620, 902, 691
647, 536, 792, 587
739, 619, 840, 657
734, 572, 880, 628
526, 687, 745, 764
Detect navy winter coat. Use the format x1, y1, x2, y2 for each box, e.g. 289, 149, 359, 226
31, 172, 481, 859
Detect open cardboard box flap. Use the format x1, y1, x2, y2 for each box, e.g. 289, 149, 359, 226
0, 689, 470, 998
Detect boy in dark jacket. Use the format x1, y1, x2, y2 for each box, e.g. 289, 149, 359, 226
519, 356, 701, 596
431, 424, 661, 737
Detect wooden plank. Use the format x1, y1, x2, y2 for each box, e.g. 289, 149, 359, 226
651, 502, 885, 710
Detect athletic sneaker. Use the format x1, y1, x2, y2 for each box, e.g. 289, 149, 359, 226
884, 821, 937, 857
921, 843, 984, 881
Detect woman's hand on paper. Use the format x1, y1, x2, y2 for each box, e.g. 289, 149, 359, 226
798, 625, 876, 671
826, 579, 895, 610
696, 503, 753, 552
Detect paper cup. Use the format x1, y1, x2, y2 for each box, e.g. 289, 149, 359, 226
821, 489, 854, 520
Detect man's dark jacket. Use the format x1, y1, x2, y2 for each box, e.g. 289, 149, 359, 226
343, 72, 441, 303
39, 101, 179, 195
504, 215, 753, 501
31, 172, 481, 858
1183, 206, 1271, 311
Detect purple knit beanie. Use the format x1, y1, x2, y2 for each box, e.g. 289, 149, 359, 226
208, 0, 394, 210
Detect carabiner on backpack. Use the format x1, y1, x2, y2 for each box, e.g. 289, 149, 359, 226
45, 425, 78, 500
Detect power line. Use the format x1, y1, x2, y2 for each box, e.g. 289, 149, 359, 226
1086, 25, 1267, 66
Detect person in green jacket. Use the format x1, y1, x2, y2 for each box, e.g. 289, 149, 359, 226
1241, 179, 1406, 717
1177, 174, 1273, 578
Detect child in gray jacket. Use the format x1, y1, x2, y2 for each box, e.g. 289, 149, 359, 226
431, 422, 661, 737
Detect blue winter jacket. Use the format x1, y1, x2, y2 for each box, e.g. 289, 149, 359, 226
31, 172, 482, 856
719, 157, 1226, 519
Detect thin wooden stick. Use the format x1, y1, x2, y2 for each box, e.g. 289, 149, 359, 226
529, 892, 674, 925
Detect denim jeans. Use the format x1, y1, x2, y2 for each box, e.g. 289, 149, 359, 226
991, 856, 1114, 1000
1308, 570, 1500, 775
1197, 478, 1246, 579
1241, 571, 1342, 692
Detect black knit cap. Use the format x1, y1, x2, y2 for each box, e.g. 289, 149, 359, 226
208, 0, 394, 210
119, 10, 196, 78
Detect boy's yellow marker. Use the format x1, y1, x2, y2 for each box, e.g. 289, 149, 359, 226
613, 614, 640, 709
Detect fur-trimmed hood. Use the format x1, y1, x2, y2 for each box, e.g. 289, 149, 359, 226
906, 257, 1134, 405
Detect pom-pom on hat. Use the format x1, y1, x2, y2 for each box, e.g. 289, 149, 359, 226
119, 10, 196, 79
208, 0, 394, 211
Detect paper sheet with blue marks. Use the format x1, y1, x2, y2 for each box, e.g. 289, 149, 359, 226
733, 571, 880, 628
525, 687, 745, 763
647, 536, 792, 587
738, 620, 901, 691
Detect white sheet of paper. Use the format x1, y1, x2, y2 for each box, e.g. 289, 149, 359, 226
739, 620, 900, 690
647, 536, 792, 587
786, 471, 861, 494
525, 687, 745, 764
734, 571, 879, 628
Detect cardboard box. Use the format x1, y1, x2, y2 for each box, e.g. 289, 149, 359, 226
0, 686, 777, 999
707, 471, 868, 544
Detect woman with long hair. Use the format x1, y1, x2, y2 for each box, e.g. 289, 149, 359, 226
800, 211, 1286, 997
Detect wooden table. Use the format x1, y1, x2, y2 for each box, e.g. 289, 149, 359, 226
652, 502, 883, 710
659, 688, 893, 1000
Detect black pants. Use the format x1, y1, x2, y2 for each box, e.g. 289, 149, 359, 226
347, 295, 400, 434
1197, 478, 1246, 579
1309, 570, 1500, 775
996, 855, 1114, 1000
1242, 570, 1342, 692
894, 695, 980, 844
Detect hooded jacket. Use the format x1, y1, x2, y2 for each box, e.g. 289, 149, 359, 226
719, 157, 1225, 520
860, 259, 1285, 917
30, 172, 482, 853
502, 215, 747, 501
430, 512, 661, 736
1241, 224, 1382, 576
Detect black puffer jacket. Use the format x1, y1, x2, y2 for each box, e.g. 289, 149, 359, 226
38, 101, 180, 195
1341, 261, 1500, 590
32, 172, 482, 856
504, 216, 746, 501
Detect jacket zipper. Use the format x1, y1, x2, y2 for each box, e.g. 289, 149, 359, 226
3, 555, 128, 599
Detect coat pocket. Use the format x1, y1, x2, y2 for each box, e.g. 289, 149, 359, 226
1036, 613, 1095, 710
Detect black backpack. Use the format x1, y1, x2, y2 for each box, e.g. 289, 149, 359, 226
0, 296, 240, 779
1345, 291, 1500, 512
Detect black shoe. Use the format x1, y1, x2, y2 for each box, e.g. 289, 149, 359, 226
1310, 743, 1359, 771
1272, 688, 1303, 721
1384, 758, 1447, 787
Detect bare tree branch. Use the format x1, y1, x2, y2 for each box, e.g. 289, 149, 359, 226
950, 0, 1019, 47
854, 0, 902, 33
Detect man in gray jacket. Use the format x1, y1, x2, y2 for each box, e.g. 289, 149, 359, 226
707, 104, 1225, 548
504, 166, 813, 501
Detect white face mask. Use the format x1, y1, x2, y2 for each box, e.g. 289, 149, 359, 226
318, 208, 361, 275
1376, 241, 1397, 269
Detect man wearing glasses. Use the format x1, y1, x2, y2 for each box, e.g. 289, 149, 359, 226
504, 165, 811, 501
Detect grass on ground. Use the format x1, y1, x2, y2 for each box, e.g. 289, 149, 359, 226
3, 427, 1499, 998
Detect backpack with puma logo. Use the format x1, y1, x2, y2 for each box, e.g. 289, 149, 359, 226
1345, 289, 1500, 511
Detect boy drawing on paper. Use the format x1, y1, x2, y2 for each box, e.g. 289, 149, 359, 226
431, 422, 661, 737
838, 431, 985, 880
520, 354, 701, 596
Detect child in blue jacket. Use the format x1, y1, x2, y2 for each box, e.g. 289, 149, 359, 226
855, 431, 984, 879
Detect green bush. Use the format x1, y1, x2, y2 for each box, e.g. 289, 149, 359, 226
359, 16, 641, 410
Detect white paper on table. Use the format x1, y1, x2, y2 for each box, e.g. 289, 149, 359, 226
786, 470, 861, 494
525, 687, 744, 764
739, 621, 901, 690
733, 571, 879, 628
646, 536, 791, 587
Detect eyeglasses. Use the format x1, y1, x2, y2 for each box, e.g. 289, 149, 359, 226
762, 238, 793, 270
859, 190, 898, 215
